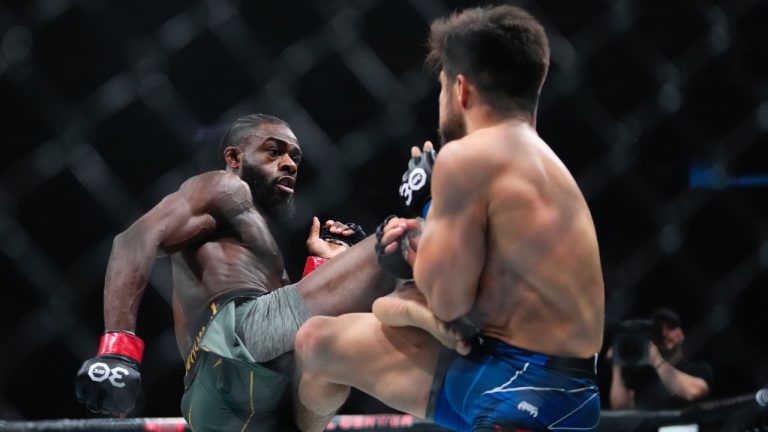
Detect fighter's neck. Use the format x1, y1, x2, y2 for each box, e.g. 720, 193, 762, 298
464, 112, 536, 134
464, 107, 536, 135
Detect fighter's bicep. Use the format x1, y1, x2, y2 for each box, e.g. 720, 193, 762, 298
415, 147, 489, 318
415, 211, 486, 321
136, 192, 218, 254
419, 212, 485, 271
423, 144, 488, 275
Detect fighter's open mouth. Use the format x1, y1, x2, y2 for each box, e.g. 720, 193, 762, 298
276, 176, 295, 193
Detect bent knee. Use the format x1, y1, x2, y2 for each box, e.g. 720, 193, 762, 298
295, 316, 338, 371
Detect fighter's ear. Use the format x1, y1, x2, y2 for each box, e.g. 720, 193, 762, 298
455, 74, 470, 108
223, 146, 242, 169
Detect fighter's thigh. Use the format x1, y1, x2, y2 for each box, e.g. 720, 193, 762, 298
295, 313, 442, 417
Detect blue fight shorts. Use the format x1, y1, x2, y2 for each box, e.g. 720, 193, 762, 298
426, 337, 600, 432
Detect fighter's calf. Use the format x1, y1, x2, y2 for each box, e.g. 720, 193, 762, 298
294, 316, 352, 428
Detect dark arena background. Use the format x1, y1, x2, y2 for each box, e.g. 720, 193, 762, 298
1, 0, 767, 430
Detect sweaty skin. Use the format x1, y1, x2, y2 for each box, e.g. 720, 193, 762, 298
414, 120, 604, 358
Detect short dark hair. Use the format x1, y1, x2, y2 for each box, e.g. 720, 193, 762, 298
219, 113, 290, 163
427, 5, 550, 114
651, 307, 682, 329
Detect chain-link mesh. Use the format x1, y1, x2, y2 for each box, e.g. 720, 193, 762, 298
0, 0, 766, 421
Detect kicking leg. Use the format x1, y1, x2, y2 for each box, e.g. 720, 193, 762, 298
292, 366, 350, 432
297, 235, 397, 316
294, 313, 442, 431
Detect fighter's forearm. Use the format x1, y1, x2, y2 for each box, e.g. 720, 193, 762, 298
414, 269, 473, 323
413, 221, 481, 322
103, 229, 159, 331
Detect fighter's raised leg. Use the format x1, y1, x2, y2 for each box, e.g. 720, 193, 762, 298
297, 234, 397, 317
294, 312, 442, 431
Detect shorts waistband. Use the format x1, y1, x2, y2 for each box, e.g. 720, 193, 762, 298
194, 288, 266, 332
479, 336, 597, 379
183, 288, 266, 388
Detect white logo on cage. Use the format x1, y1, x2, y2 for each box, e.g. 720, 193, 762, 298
88, 362, 130, 388
517, 401, 539, 418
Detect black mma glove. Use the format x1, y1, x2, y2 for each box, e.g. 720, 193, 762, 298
320, 223, 367, 247
398, 148, 436, 218
303, 222, 367, 277
75, 331, 144, 415
375, 216, 413, 279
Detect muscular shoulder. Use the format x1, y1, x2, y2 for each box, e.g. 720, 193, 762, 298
434, 139, 498, 187
177, 171, 252, 211
435, 129, 535, 200
181, 171, 245, 192
181, 171, 248, 197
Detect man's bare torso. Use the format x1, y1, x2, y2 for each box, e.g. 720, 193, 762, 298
459, 122, 604, 358
165, 172, 290, 356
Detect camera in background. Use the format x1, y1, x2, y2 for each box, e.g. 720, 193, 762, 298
612, 319, 657, 367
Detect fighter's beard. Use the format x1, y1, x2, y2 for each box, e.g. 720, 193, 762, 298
439, 102, 467, 146
240, 164, 295, 219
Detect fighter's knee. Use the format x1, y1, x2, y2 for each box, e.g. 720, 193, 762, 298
295, 316, 336, 370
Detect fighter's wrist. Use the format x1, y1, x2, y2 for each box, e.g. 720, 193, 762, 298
375, 216, 414, 279
97, 331, 144, 364
319, 223, 366, 248
324, 238, 352, 248
421, 199, 432, 219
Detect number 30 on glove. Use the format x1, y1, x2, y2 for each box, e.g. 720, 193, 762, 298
398, 144, 436, 218
75, 331, 143, 415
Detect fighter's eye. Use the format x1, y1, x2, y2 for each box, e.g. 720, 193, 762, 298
269, 148, 281, 157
